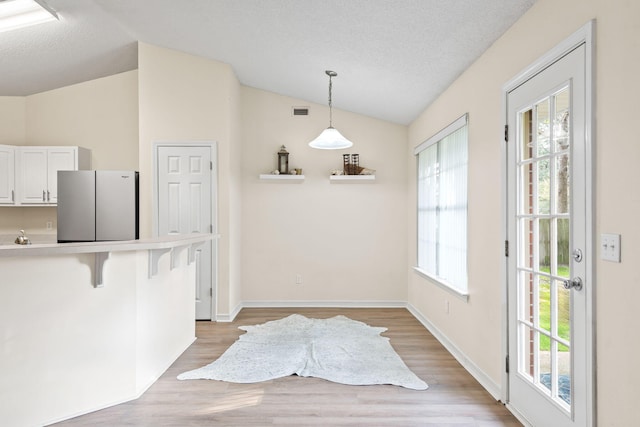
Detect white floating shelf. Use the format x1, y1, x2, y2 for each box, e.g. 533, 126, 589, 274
329, 175, 376, 182
259, 174, 305, 181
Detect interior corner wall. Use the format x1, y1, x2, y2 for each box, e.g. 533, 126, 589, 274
240, 86, 408, 304
407, 0, 640, 425
137, 42, 241, 318
227, 73, 243, 314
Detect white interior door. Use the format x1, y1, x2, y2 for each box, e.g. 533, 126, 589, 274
157, 145, 215, 320
506, 43, 592, 426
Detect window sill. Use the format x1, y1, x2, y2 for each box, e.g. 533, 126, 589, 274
412, 267, 469, 302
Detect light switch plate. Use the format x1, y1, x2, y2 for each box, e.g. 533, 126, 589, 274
601, 233, 621, 262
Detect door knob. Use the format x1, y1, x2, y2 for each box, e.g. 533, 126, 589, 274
563, 277, 583, 291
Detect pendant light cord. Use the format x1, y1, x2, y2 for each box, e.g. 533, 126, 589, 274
328, 73, 333, 128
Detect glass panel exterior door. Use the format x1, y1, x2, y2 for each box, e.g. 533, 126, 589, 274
516, 86, 572, 410
506, 42, 590, 427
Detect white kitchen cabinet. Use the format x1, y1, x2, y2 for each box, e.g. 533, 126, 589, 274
17, 146, 91, 205
0, 145, 15, 205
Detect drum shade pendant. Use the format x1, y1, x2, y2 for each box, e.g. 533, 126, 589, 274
309, 70, 354, 150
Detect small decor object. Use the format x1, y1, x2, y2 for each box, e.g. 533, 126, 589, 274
14, 229, 31, 245
277, 145, 289, 175
308, 70, 354, 150
343, 153, 363, 175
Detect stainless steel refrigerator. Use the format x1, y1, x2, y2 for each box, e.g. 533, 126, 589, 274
57, 170, 139, 242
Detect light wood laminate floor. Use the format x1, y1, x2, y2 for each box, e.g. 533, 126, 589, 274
54, 308, 521, 426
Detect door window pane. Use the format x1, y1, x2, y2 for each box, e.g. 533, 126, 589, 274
539, 218, 551, 270
556, 218, 570, 275
554, 88, 571, 152
555, 154, 570, 214
537, 159, 550, 214
556, 280, 571, 343
521, 109, 533, 161
536, 99, 551, 156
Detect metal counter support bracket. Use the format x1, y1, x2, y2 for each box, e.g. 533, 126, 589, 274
149, 248, 170, 278
95, 252, 110, 288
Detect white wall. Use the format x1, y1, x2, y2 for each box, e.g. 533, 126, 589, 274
0, 250, 195, 426
407, 0, 640, 425
137, 43, 242, 317
241, 86, 408, 304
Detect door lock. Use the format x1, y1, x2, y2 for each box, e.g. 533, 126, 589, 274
563, 277, 583, 291
573, 248, 583, 262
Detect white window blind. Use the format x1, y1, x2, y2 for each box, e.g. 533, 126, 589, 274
415, 114, 468, 293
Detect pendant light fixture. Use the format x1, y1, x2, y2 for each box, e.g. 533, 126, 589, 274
309, 70, 353, 150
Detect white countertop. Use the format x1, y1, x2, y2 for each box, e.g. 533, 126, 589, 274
0, 233, 217, 257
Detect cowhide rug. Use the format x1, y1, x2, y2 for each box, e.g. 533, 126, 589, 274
177, 314, 428, 390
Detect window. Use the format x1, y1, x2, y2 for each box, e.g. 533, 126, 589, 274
414, 114, 468, 294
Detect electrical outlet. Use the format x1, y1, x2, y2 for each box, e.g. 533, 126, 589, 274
295, 274, 303, 285
46, 221, 53, 230
601, 233, 621, 262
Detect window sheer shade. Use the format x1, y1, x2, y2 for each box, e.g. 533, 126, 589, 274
416, 114, 468, 293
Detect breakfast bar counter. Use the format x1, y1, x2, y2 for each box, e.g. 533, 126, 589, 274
0, 233, 215, 426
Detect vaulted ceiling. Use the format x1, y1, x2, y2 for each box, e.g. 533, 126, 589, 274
0, 0, 536, 124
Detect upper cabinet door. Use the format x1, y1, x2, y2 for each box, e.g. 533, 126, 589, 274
18, 147, 79, 205
19, 148, 49, 204
0, 146, 15, 205
46, 147, 77, 204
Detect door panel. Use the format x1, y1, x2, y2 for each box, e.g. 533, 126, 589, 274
158, 146, 214, 320
507, 45, 589, 426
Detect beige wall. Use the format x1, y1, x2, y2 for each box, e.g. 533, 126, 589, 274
25, 70, 139, 169
137, 43, 242, 317
0, 97, 26, 145
0, 72, 138, 234
407, 0, 640, 425
241, 86, 408, 303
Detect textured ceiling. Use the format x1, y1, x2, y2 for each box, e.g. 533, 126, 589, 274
0, 0, 536, 124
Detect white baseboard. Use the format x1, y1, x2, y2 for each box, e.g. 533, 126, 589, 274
407, 303, 502, 400
240, 300, 408, 309
216, 302, 243, 322
216, 300, 407, 322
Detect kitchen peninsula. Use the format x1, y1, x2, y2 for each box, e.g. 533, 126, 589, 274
0, 233, 214, 426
